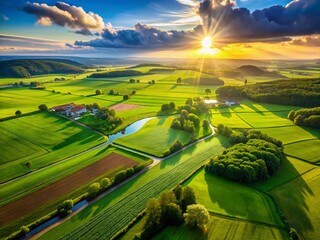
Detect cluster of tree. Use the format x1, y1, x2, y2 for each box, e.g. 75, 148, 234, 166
161, 102, 175, 112
216, 79, 320, 107
217, 124, 283, 147
206, 139, 283, 183
148, 80, 156, 84
38, 104, 48, 111
0, 59, 84, 78
288, 107, 320, 128
85, 103, 122, 132
136, 186, 209, 239
13, 81, 46, 89
129, 79, 140, 83
86, 162, 150, 201
54, 77, 66, 81
170, 98, 209, 134
90, 70, 148, 78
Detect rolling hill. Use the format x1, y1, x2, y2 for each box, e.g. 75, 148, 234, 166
237, 65, 285, 78
0, 59, 85, 78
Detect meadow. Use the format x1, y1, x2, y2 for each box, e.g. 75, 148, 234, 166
114, 115, 211, 157
0, 111, 107, 183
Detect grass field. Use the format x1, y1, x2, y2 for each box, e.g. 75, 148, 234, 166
210, 112, 252, 128
284, 139, 320, 164
0, 112, 107, 183
153, 214, 288, 240
258, 126, 320, 144
236, 111, 293, 128
183, 170, 283, 227
271, 167, 320, 240
39, 136, 229, 240
115, 115, 211, 157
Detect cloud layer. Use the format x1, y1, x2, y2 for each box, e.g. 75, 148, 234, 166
198, 0, 320, 41
23, 1, 104, 35
75, 23, 198, 48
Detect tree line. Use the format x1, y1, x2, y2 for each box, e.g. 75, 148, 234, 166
216, 78, 320, 107
288, 107, 320, 128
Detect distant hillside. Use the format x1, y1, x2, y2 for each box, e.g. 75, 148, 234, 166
90, 69, 150, 78
237, 65, 285, 78
0, 59, 85, 78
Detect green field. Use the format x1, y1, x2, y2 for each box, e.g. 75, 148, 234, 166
210, 112, 252, 128
115, 115, 211, 157
284, 139, 320, 164
258, 126, 320, 144
271, 168, 320, 240
0, 111, 107, 183
153, 214, 287, 240
183, 170, 283, 227
236, 111, 293, 128
39, 136, 228, 240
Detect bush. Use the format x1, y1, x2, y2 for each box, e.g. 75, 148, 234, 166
202, 119, 209, 129
123, 95, 129, 100
109, 89, 115, 95
96, 89, 103, 95
86, 182, 101, 200
169, 140, 183, 154
114, 170, 127, 184
15, 110, 22, 116
57, 199, 74, 217
126, 167, 135, 178
38, 104, 48, 111
100, 178, 111, 190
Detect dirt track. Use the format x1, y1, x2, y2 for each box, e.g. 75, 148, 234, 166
110, 103, 142, 112
0, 153, 136, 226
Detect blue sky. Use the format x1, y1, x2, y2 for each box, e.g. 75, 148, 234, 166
0, 0, 319, 59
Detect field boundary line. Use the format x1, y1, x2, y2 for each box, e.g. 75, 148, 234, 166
283, 153, 319, 166
283, 138, 319, 146
234, 112, 254, 128
207, 211, 287, 230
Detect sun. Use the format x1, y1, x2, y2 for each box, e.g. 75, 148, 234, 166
202, 36, 212, 49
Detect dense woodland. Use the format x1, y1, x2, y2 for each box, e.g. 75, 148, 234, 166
216, 78, 320, 107
288, 107, 320, 128
206, 124, 284, 183
0, 59, 85, 78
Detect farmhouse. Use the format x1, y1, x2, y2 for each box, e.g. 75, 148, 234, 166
51, 103, 87, 117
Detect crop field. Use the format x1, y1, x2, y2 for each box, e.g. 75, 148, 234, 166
236, 111, 293, 128
39, 136, 228, 240
284, 139, 320, 164
0, 111, 106, 183
271, 168, 320, 240
258, 126, 320, 144
115, 116, 210, 157
183, 170, 283, 227
153, 214, 287, 240
109, 103, 143, 111
0, 153, 137, 226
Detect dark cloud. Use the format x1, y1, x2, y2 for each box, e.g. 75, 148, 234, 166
75, 23, 197, 48
291, 35, 320, 47
198, 0, 320, 41
22, 1, 104, 35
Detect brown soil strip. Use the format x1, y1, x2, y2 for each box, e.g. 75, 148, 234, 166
110, 103, 143, 112
0, 153, 136, 226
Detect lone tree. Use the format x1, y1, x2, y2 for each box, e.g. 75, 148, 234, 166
15, 110, 22, 116
25, 161, 32, 171
184, 204, 210, 232
38, 104, 48, 111
205, 88, 211, 95
96, 89, 103, 95
123, 95, 129, 100
244, 78, 247, 85
177, 77, 182, 84
109, 89, 115, 95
